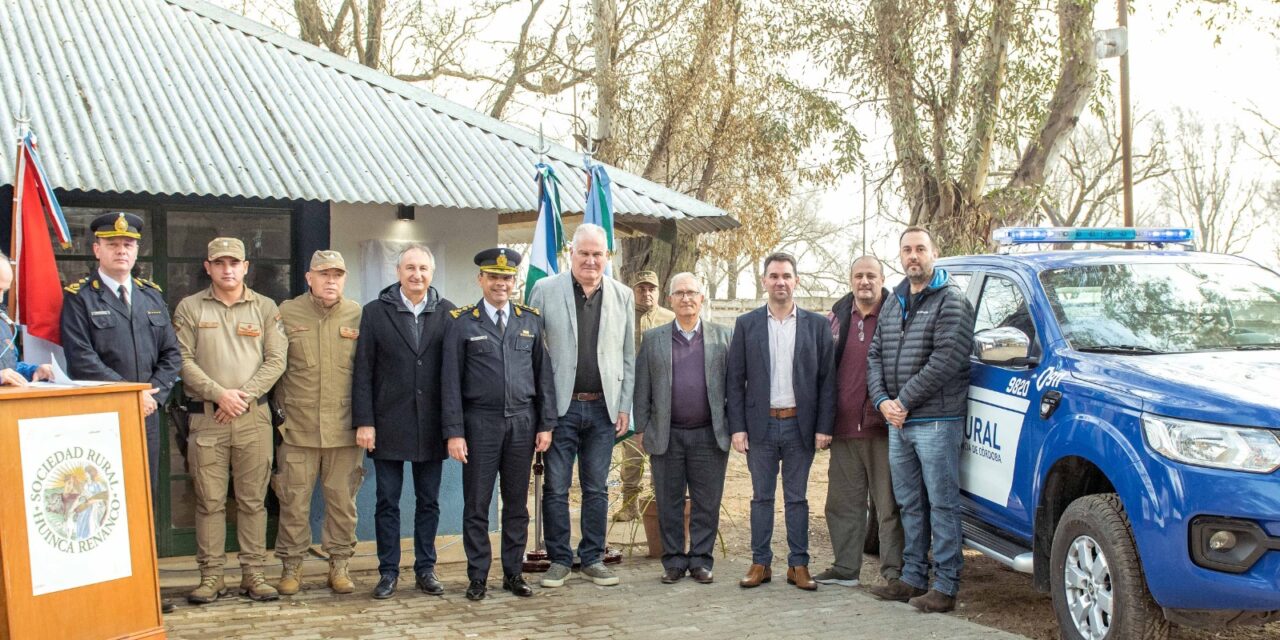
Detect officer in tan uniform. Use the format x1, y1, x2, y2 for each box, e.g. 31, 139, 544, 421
272, 250, 365, 596
614, 270, 675, 521
174, 237, 287, 605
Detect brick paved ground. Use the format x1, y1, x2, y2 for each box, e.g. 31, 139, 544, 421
161, 556, 1024, 640
160, 451, 1030, 639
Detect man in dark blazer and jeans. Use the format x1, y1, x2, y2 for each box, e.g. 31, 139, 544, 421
352, 244, 456, 600
728, 252, 836, 591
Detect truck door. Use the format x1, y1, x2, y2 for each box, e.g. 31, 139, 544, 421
963, 272, 1049, 541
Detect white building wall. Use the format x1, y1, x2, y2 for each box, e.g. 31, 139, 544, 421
329, 203, 499, 305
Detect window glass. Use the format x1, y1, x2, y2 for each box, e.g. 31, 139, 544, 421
166, 210, 290, 259
55, 207, 152, 255
950, 272, 972, 293
974, 276, 1037, 346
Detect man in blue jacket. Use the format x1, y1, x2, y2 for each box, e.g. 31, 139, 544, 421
867, 226, 976, 613
728, 252, 836, 592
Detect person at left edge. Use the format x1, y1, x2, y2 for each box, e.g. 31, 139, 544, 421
442, 247, 556, 602
352, 244, 456, 600
59, 212, 181, 613
0, 252, 54, 386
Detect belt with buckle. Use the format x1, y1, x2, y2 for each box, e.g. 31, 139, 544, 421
186, 396, 268, 414
571, 392, 604, 402
769, 407, 798, 419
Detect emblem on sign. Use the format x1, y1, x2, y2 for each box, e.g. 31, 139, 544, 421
28, 448, 124, 553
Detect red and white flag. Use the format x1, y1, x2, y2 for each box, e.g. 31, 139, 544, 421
10, 131, 71, 368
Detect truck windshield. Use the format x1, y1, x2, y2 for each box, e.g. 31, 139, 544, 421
1039, 261, 1280, 354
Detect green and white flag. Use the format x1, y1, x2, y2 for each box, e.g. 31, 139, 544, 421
527, 163, 565, 293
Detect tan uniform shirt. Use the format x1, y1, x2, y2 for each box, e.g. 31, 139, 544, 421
275, 293, 362, 448
635, 304, 676, 350
174, 285, 287, 420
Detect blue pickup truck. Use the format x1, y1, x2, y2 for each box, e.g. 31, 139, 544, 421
938, 227, 1280, 640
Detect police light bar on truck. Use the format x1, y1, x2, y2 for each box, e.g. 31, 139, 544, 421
993, 226, 1195, 248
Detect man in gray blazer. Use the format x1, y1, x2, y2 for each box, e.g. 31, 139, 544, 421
526, 223, 636, 588
634, 272, 732, 585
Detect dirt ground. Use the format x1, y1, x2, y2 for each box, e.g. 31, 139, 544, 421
608, 449, 1280, 640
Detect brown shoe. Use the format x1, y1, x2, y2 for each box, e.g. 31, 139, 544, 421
909, 589, 956, 613
868, 578, 928, 602
786, 565, 817, 591
738, 563, 771, 588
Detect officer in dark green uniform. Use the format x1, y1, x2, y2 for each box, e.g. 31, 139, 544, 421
442, 247, 557, 601
60, 211, 182, 613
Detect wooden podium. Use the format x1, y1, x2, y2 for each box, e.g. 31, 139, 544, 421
0, 383, 165, 640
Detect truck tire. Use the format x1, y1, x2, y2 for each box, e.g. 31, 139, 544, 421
1050, 494, 1169, 640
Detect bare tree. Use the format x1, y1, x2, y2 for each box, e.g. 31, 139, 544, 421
1039, 107, 1169, 228
1159, 110, 1260, 255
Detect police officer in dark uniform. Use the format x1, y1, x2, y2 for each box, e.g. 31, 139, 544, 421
62, 212, 181, 492
442, 247, 557, 602
60, 211, 181, 612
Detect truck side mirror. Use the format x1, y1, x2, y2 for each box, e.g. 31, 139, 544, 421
975, 327, 1036, 366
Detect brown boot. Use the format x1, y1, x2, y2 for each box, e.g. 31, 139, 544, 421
613, 492, 641, 522
786, 565, 817, 591
738, 563, 772, 588
909, 589, 956, 613
240, 572, 280, 602
328, 558, 355, 594
868, 578, 928, 602
187, 574, 226, 605
277, 558, 302, 595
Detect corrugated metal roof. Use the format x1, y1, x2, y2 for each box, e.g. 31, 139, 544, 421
0, 0, 737, 234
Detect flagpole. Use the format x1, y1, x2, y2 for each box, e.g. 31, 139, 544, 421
9, 103, 31, 320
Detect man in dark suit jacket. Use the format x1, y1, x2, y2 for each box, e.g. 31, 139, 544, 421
352, 244, 455, 600
727, 252, 836, 591
634, 272, 732, 585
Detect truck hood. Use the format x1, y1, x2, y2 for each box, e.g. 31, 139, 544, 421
1069, 350, 1280, 429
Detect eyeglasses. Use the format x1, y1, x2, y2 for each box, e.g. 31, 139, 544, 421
671, 290, 702, 299
858, 318, 866, 342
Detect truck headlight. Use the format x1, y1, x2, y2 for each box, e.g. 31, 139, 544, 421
1142, 414, 1280, 473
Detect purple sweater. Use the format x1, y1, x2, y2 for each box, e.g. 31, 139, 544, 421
670, 324, 712, 428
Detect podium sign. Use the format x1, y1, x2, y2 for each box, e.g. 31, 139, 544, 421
0, 383, 165, 640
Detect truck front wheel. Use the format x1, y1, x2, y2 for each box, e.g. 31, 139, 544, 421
1050, 494, 1169, 640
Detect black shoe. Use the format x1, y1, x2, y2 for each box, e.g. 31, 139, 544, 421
371, 574, 398, 599
161, 599, 176, 614
465, 579, 487, 601
416, 572, 444, 596
502, 574, 534, 597
690, 567, 714, 584
661, 567, 686, 584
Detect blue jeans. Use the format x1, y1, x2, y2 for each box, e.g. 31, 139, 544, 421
543, 399, 616, 567
746, 417, 815, 567
889, 420, 964, 596
372, 459, 443, 577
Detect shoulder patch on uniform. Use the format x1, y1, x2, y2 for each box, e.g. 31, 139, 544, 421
450, 304, 476, 319
515, 302, 540, 316
64, 276, 90, 294
133, 277, 163, 292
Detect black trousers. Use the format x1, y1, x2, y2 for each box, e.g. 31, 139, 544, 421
650, 425, 729, 571
373, 458, 443, 577
462, 409, 536, 581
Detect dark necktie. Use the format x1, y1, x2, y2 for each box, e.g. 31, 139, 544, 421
117, 284, 130, 310
496, 309, 506, 336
